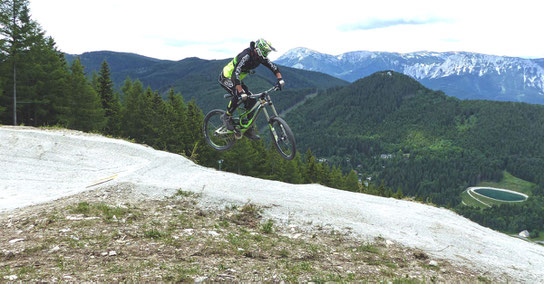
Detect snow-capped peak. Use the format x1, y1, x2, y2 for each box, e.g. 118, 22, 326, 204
275, 48, 544, 104
278, 47, 324, 60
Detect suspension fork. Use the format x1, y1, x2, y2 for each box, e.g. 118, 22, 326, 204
262, 93, 280, 123
262, 94, 284, 142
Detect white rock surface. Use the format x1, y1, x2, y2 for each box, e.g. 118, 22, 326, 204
1, 126, 544, 282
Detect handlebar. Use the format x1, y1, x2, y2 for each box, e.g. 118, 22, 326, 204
223, 85, 281, 99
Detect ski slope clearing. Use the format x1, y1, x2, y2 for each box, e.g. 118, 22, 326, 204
1, 126, 543, 282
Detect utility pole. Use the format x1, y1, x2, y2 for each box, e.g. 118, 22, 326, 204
13, 64, 16, 125
12, 4, 17, 126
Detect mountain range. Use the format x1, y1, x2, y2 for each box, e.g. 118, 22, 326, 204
67, 49, 544, 106
275, 48, 544, 104
64, 51, 348, 112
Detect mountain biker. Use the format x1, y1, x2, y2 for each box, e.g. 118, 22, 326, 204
219, 38, 285, 140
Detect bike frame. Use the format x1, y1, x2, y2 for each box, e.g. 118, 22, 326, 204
228, 86, 281, 133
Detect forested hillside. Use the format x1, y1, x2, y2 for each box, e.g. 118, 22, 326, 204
286, 71, 544, 235
65, 51, 349, 112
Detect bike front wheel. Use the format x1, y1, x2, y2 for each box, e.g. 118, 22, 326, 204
268, 116, 296, 160
203, 109, 236, 151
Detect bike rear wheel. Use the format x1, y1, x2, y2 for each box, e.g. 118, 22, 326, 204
269, 116, 296, 160
203, 109, 236, 151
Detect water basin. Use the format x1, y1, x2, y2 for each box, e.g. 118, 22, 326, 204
472, 187, 528, 202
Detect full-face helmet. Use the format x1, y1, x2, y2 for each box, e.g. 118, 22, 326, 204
255, 38, 276, 59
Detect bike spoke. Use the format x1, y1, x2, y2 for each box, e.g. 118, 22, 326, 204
204, 110, 236, 151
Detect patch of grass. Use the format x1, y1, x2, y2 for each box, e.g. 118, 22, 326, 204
240, 202, 261, 215
169, 264, 201, 282
217, 220, 230, 228
391, 277, 422, 284
357, 243, 380, 254
55, 255, 66, 271
95, 203, 130, 221
310, 272, 356, 283
67, 202, 135, 223
226, 232, 249, 250
383, 260, 398, 269
107, 263, 129, 274
174, 189, 199, 198
261, 219, 274, 234
71, 202, 91, 214
23, 238, 54, 255
478, 171, 534, 195
281, 259, 315, 282
531, 232, 544, 241
230, 203, 262, 227
16, 265, 36, 279
422, 263, 440, 271
460, 190, 488, 208
278, 248, 290, 258
64, 236, 84, 248
175, 214, 194, 228
144, 228, 166, 239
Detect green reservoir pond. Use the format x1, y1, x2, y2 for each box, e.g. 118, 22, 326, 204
473, 188, 527, 202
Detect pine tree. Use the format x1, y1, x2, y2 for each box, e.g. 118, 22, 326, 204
377, 180, 387, 197
136, 87, 158, 145
330, 165, 344, 189
120, 78, 146, 141
150, 89, 168, 149
393, 188, 404, 199
96, 60, 120, 134
343, 170, 360, 192
164, 88, 188, 154
0, 0, 30, 124
304, 148, 319, 183
62, 58, 104, 131
265, 142, 288, 180
317, 162, 332, 187
246, 139, 269, 178
220, 138, 245, 174
282, 154, 303, 184
26, 37, 70, 126
185, 99, 208, 161
0, 77, 5, 116
0, 0, 67, 125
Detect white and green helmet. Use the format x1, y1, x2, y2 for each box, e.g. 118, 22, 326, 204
255, 38, 276, 59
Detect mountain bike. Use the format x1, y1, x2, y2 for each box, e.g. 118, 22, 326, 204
203, 85, 296, 160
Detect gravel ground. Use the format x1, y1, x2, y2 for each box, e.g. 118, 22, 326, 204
0, 183, 487, 282
1, 126, 544, 282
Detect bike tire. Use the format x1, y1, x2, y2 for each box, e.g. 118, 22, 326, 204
203, 109, 236, 151
268, 116, 296, 160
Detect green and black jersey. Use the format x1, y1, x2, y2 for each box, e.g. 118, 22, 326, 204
222, 44, 280, 86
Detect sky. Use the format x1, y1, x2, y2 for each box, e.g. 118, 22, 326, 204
28, 0, 544, 61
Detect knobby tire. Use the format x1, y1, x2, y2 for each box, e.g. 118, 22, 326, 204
203, 109, 236, 151
269, 116, 296, 160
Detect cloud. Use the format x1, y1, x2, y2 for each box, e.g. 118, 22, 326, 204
339, 17, 450, 31
162, 38, 250, 48
27, 0, 544, 60
163, 39, 205, 48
